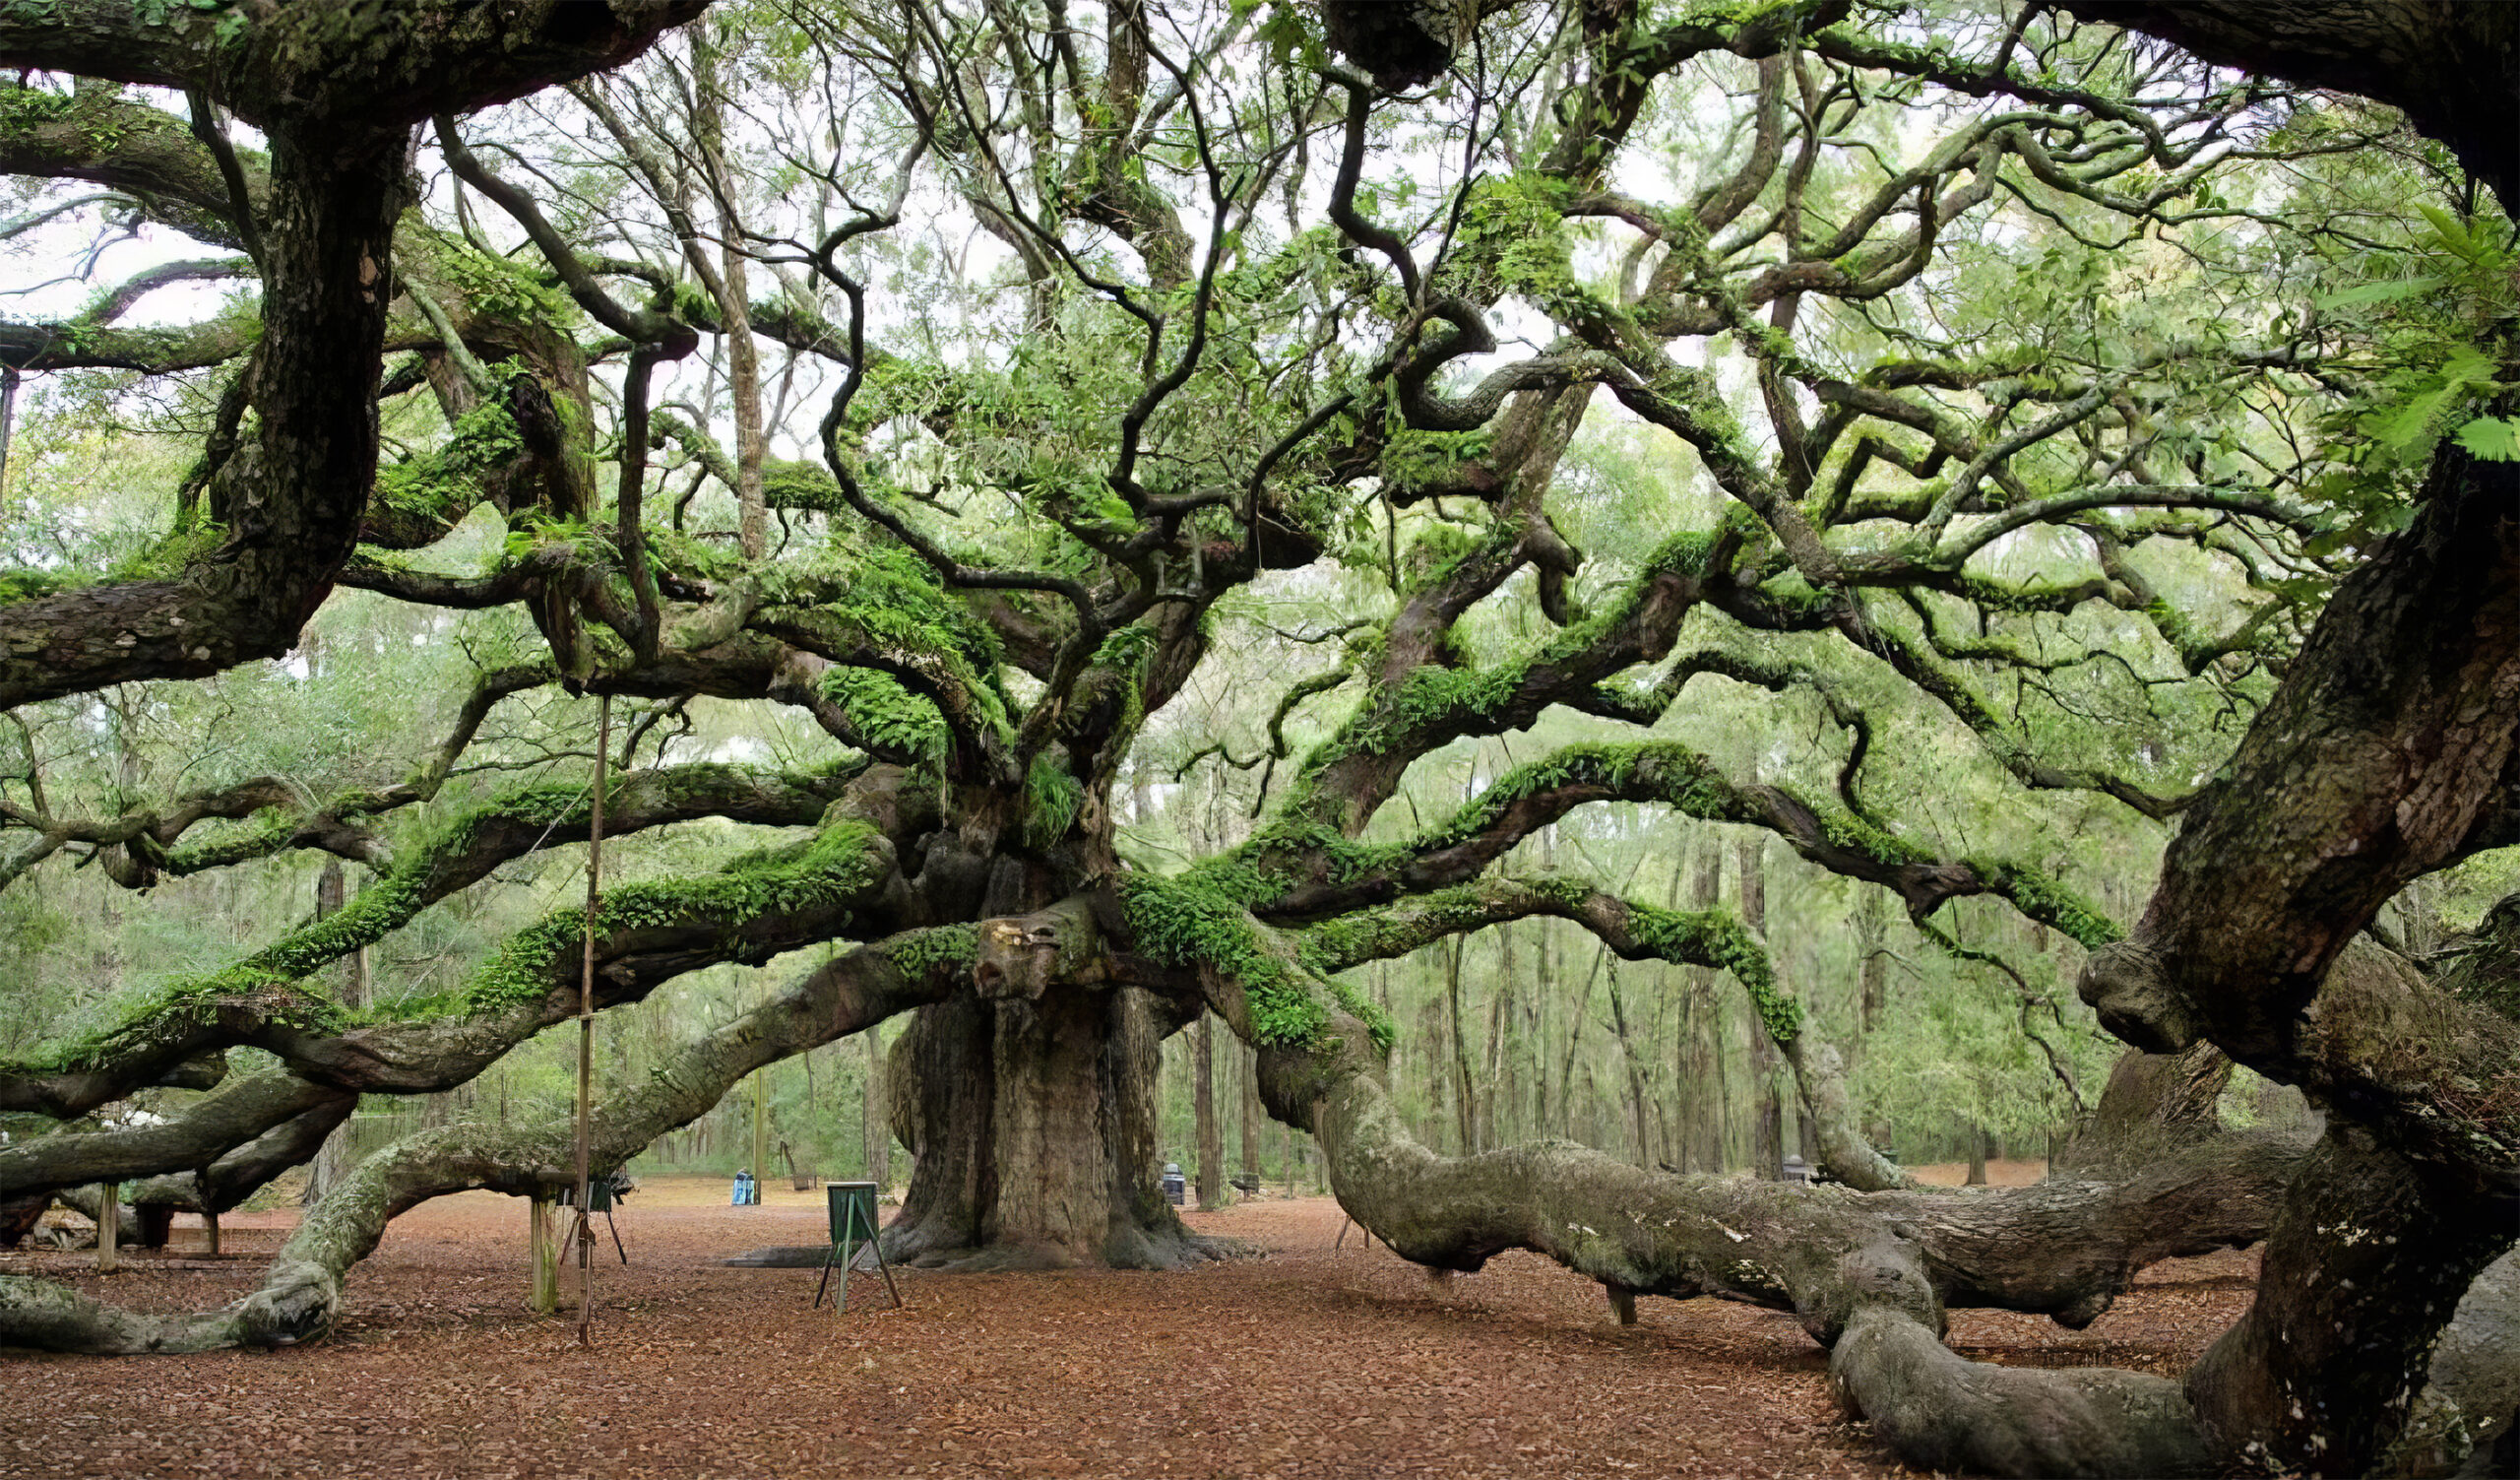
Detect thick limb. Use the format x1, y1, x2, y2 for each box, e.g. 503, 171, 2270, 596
1187, 909, 2312, 1477
0, 924, 972, 1355
0, 1062, 345, 1200
0, 759, 881, 1115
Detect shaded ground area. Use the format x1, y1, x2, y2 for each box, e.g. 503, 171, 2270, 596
0, 1177, 2255, 1478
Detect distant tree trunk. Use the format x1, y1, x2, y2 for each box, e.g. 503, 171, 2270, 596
1672, 838, 1726, 1171
1240, 1040, 1263, 1180
1735, 838, 1785, 1178
1555, 942, 1604, 1141
1528, 918, 1551, 1139
692, 25, 767, 560
528, 1193, 556, 1314
1965, 1128, 1987, 1185
94, 1181, 116, 1273
1855, 888, 1888, 1037
749, 1069, 768, 1186
1193, 1011, 1223, 1209
1605, 964, 1657, 1168
861, 1019, 888, 1190
801, 1048, 819, 1170
303, 860, 353, 1207
1482, 926, 1512, 1149
1443, 936, 1476, 1154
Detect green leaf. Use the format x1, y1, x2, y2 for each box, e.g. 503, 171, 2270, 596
2316, 278, 2446, 310
2453, 416, 2520, 462
2416, 203, 2498, 266
2363, 382, 2459, 454
2439, 344, 2498, 389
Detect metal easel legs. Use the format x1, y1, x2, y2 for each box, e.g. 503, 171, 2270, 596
811, 1230, 901, 1314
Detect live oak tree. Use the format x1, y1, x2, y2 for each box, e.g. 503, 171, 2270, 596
0, 3, 2514, 1478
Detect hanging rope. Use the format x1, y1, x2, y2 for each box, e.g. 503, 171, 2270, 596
571, 694, 610, 1347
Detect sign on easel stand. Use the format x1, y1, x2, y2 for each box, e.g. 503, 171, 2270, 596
811, 1181, 900, 1315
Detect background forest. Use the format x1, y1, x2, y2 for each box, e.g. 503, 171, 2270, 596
0, 0, 2500, 1198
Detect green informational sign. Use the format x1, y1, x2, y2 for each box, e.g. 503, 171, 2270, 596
827, 1181, 880, 1243
814, 1181, 900, 1314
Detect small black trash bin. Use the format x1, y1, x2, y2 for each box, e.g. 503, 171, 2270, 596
1161, 1162, 1186, 1206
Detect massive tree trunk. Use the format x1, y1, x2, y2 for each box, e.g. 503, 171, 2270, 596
886, 987, 1215, 1269
2074, 446, 2520, 1472
885, 899, 1219, 1270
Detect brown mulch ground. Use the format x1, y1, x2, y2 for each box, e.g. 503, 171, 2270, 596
0, 1176, 2257, 1479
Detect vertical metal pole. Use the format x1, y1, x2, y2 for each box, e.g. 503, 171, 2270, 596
572, 695, 609, 1346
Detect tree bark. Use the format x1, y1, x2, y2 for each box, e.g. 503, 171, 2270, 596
887, 980, 1216, 1269
2055, 2, 2520, 210
2057, 1044, 2237, 1178
1193, 1011, 1223, 1209
2185, 1123, 2513, 1476
1736, 837, 1785, 1178
861, 1019, 888, 1190
1240, 1039, 1264, 1183
1605, 963, 1658, 1168
1443, 935, 1476, 1155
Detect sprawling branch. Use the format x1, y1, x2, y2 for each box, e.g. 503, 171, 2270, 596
0, 922, 972, 1354
2091, 446, 2520, 1188
0, 759, 891, 1116
0, 3, 709, 132
0, 1062, 345, 1205
2052, 2, 2520, 207
0, 82, 259, 249
1166, 932, 2305, 1476
1229, 740, 2116, 947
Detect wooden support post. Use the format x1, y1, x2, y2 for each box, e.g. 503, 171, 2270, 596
204, 1209, 220, 1257
95, 1182, 117, 1273
529, 1194, 558, 1314
1605, 1282, 1638, 1326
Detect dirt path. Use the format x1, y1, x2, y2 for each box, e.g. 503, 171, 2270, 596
0, 1180, 2256, 1478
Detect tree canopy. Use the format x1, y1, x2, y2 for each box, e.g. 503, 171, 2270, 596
0, 2, 2513, 1475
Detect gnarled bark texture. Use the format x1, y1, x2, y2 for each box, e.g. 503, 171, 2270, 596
887, 901, 1221, 1269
